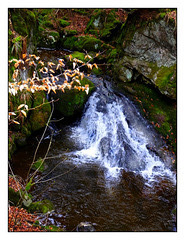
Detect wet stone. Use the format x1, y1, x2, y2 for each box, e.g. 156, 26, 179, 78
76, 222, 96, 232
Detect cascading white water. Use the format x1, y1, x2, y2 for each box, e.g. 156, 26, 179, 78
69, 79, 176, 183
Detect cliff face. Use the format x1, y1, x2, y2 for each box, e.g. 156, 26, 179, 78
114, 11, 176, 100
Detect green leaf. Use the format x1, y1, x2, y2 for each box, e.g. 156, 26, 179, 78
25, 178, 33, 192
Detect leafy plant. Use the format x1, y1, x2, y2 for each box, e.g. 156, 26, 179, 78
11, 36, 22, 56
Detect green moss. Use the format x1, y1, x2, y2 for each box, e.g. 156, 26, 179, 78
28, 199, 54, 214
44, 225, 64, 232
116, 81, 176, 154
92, 67, 103, 75
42, 20, 53, 29
10, 9, 36, 37
9, 187, 20, 205
21, 123, 32, 137
8, 134, 17, 160
59, 19, 70, 27
62, 35, 109, 52
107, 48, 118, 63
86, 9, 121, 41
32, 158, 45, 172
29, 91, 51, 132
54, 77, 95, 117
11, 11, 28, 36
71, 51, 86, 62
64, 29, 77, 36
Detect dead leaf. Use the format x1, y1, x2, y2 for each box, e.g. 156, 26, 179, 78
21, 110, 27, 117
17, 104, 25, 110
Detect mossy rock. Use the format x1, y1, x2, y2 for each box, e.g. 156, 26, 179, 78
28, 199, 54, 214
37, 30, 60, 49
62, 35, 109, 52
8, 133, 17, 160
114, 56, 176, 100
59, 19, 70, 27
86, 9, 121, 41
92, 67, 103, 76
64, 29, 77, 36
115, 81, 177, 154
9, 187, 20, 206
10, 9, 37, 53
70, 51, 86, 62
29, 91, 51, 132
53, 77, 95, 118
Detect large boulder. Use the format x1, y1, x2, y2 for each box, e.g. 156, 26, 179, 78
114, 15, 177, 100
52, 77, 95, 118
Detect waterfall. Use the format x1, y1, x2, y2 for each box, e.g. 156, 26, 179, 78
68, 78, 176, 183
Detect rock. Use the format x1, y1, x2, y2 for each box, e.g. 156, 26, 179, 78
29, 91, 51, 132
16, 135, 27, 147
37, 30, 60, 49
76, 222, 96, 232
114, 17, 177, 100
85, 9, 121, 41
28, 199, 54, 214
8, 187, 20, 205
52, 77, 95, 118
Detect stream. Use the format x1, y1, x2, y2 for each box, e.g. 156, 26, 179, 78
11, 50, 176, 232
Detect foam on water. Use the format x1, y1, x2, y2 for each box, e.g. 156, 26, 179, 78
68, 85, 176, 184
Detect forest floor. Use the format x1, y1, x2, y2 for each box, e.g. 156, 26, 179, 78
8, 176, 44, 232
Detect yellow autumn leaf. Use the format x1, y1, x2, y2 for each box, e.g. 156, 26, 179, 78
75, 79, 81, 85
87, 63, 93, 70
49, 69, 55, 73
59, 59, 64, 64
21, 110, 27, 117
93, 63, 98, 69
64, 73, 68, 81
51, 86, 56, 94
22, 53, 27, 59
85, 54, 92, 59
67, 84, 72, 90
85, 88, 89, 95
80, 73, 84, 80
38, 60, 44, 66
69, 55, 73, 61
14, 62, 19, 68
48, 62, 55, 68
56, 64, 60, 70
12, 120, 20, 125
17, 104, 25, 110
9, 112, 16, 116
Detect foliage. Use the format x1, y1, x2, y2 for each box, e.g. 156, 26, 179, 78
32, 158, 45, 172
8, 51, 99, 125
9, 206, 44, 232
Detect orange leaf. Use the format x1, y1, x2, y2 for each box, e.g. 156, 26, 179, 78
21, 110, 27, 117
17, 104, 25, 110
12, 120, 20, 125
93, 63, 98, 69
69, 55, 73, 61
22, 53, 27, 59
